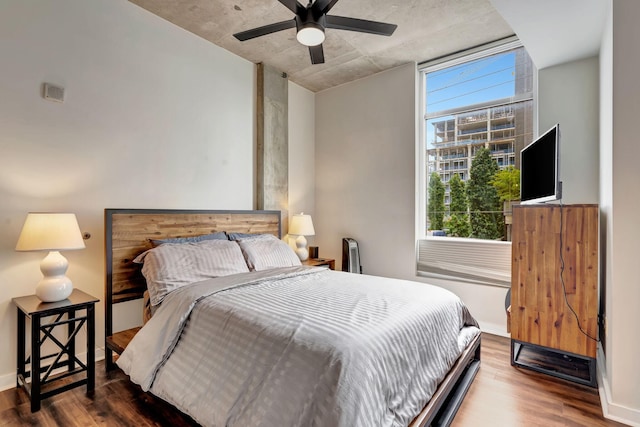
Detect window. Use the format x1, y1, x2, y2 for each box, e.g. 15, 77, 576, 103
417, 38, 535, 286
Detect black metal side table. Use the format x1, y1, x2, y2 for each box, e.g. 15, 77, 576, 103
13, 289, 99, 412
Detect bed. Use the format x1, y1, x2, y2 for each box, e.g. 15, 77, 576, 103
105, 209, 481, 427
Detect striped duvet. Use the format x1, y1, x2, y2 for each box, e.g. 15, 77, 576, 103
117, 267, 479, 427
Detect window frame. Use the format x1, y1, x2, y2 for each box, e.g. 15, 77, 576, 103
416, 36, 536, 287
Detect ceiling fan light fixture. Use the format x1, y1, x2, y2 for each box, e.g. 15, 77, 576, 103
297, 23, 325, 46
233, 0, 397, 65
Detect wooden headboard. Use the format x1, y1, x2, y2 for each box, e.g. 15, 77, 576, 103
104, 209, 281, 340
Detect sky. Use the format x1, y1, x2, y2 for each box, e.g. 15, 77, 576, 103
426, 52, 516, 113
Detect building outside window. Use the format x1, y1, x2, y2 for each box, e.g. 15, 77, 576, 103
423, 40, 534, 241
416, 38, 535, 287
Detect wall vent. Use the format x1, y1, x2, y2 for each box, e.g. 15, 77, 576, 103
43, 83, 65, 103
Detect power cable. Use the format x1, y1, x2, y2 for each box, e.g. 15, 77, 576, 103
427, 65, 516, 95
558, 201, 599, 342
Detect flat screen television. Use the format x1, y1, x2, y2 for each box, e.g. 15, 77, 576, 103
520, 123, 561, 204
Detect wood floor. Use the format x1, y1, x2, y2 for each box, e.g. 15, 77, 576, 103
453, 335, 623, 427
0, 334, 625, 427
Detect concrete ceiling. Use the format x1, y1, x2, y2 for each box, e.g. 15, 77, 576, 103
128, 0, 515, 92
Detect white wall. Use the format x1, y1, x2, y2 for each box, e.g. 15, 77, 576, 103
315, 63, 417, 278
599, 0, 640, 423
0, 0, 258, 390
538, 56, 600, 204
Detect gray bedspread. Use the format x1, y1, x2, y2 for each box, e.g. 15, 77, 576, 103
118, 267, 479, 427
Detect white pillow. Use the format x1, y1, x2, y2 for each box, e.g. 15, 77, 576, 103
133, 239, 250, 306
237, 234, 302, 271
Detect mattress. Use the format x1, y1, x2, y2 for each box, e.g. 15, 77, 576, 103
118, 267, 479, 427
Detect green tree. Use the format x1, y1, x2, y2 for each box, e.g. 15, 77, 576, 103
491, 166, 520, 202
467, 148, 504, 239
445, 174, 470, 237
428, 172, 445, 230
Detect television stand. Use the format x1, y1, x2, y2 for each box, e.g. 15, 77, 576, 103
510, 204, 598, 387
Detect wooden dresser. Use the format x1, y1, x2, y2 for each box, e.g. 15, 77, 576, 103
510, 204, 598, 386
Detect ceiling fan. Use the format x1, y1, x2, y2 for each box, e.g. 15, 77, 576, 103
233, 0, 397, 64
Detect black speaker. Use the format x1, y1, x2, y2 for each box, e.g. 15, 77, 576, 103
309, 246, 318, 258
342, 238, 362, 273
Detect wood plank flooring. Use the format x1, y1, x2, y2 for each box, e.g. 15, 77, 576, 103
0, 334, 625, 427
453, 334, 623, 427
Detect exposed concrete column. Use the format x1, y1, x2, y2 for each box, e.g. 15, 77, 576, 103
256, 63, 289, 235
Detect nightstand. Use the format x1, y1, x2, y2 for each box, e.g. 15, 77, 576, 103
13, 289, 99, 412
302, 257, 335, 270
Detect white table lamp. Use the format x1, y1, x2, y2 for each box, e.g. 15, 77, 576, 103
289, 213, 315, 261
16, 213, 85, 302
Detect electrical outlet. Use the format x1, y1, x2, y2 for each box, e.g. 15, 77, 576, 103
598, 313, 607, 339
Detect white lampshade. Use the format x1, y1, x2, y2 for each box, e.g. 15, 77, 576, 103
289, 213, 315, 236
290, 213, 315, 261
16, 213, 85, 302
16, 213, 85, 251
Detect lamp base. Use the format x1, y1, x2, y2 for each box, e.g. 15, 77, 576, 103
36, 251, 73, 302
36, 277, 73, 302
294, 235, 309, 261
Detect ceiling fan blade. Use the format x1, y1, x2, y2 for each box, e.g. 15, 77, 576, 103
234, 19, 296, 41
278, 0, 306, 16
312, 0, 340, 15
326, 15, 397, 36
309, 44, 325, 64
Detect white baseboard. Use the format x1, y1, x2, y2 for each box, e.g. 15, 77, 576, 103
597, 345, 640, 426
0, 372, 16, 392
0, 347, 105, 393
479, 321, 509, 338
